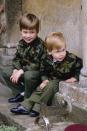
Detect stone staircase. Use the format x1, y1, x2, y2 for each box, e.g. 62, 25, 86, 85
0, 96, 73, 131
0, 82, 87, 131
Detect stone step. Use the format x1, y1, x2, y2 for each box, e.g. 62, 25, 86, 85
0, 54, 14, 66
0, 97, 73, 131
0, 82, 87, 130
59, 81, 87, 107
0, 82, 12, 97
58, 81, 87, 124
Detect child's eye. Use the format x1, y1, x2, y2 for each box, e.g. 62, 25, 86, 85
23, 31, 28, 34
30, 31, 34, 33
58, 49, 65, 52
62, 49, 65, 52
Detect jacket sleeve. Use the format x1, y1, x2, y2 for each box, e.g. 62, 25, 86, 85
40, 56, 49, 81
73, 56, 83, 80
12, 44, 22, 70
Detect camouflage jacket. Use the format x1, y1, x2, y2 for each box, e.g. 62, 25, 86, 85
40, 51, 83, 81
12, 37, 46, 71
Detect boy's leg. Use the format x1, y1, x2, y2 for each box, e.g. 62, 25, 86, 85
0, 66, 24, 95
24, 70, 41, 98
39, 80, 59, 103
22, 98, 35, 110
10, 80, 59, 116
10, 97, 35, 115
29, 80, 59, 117
24, 80, 59, 113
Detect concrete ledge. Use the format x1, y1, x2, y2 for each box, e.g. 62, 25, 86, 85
59, 81, 87, 108
67, 102, 87, 124
0, 81, 87, 130
0, 54, 13, 66
58, 81, 87, 124
0, 82, 12, 97
0, 97, 73, 131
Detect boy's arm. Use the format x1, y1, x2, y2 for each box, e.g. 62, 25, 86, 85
40, 55, 49, 81
12, 43, 22, 70
11, 42, 24, 82
73, 56, 83, 81
65, 77, 77, 83
40, 66, 49, 81
39, 51, 49, 89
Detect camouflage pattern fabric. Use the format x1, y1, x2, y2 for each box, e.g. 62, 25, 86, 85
22, 51, 83, 112
12, 37, 46, 71
40, 51, 83, 81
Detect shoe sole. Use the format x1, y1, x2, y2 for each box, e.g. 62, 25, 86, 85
10, 111, 29, 115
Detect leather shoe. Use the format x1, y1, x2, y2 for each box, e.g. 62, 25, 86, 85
8, 94, 24, 103
10, 104, 30, 115
30, 110, 40, 117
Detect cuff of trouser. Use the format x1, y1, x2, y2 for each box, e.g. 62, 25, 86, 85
41, 76, 48, 81
32, 103, 41, 113
21, 99, 33, 110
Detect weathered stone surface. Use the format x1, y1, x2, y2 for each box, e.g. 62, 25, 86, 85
0, 82, 12, 97
0, 0, 21, 67
0, 0, 7, 46
0, 54, 14, 65
5, 0, 22, 44
67, 103, 87, 124
0, 96, 73, 131
0, 81, 87, 130
58, 81, 87, 123
59, 81, 87, 107
5, 47, 16, 56
79, 67, 87, 88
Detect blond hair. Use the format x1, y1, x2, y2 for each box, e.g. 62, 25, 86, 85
19, 13, 40, 33
45, 32, 66, 52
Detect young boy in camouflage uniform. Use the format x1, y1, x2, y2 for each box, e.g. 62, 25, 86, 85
0, 13, 46, 103
10, 32, 82, 117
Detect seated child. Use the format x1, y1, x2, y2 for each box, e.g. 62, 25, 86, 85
10, 32, 83, 117
0, 13, 46, 103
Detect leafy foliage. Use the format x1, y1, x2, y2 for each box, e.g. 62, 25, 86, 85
0, 125, 17, 131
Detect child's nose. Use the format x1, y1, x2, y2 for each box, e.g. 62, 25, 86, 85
27, 33, 31, 37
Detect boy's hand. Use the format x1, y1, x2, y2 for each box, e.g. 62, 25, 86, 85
65, 77, 77, 83
10, 69, 24, 84
12, 69, 18, 75
39, 80, 49, 90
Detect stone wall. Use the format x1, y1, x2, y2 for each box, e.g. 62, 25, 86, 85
5, 0, 22, 44
22, 0, 82, 58
0, 0, 6, 55
0, 0, 22, 66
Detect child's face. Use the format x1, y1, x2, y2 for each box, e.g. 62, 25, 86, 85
51, 47, 66, 61
21, 28, 38, 43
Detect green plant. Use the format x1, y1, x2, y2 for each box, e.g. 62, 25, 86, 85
0, 125, 17, 131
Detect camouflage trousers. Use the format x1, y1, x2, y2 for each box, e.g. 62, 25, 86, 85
0, 66, 41, 98
22, 80, 59, 112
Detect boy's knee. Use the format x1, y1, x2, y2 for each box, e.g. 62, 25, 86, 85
24, 71, 33, 80
24, 71, 39, 81
2, 67, 12, 78
1, 68, 7, 78
46, 80, 59, 91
